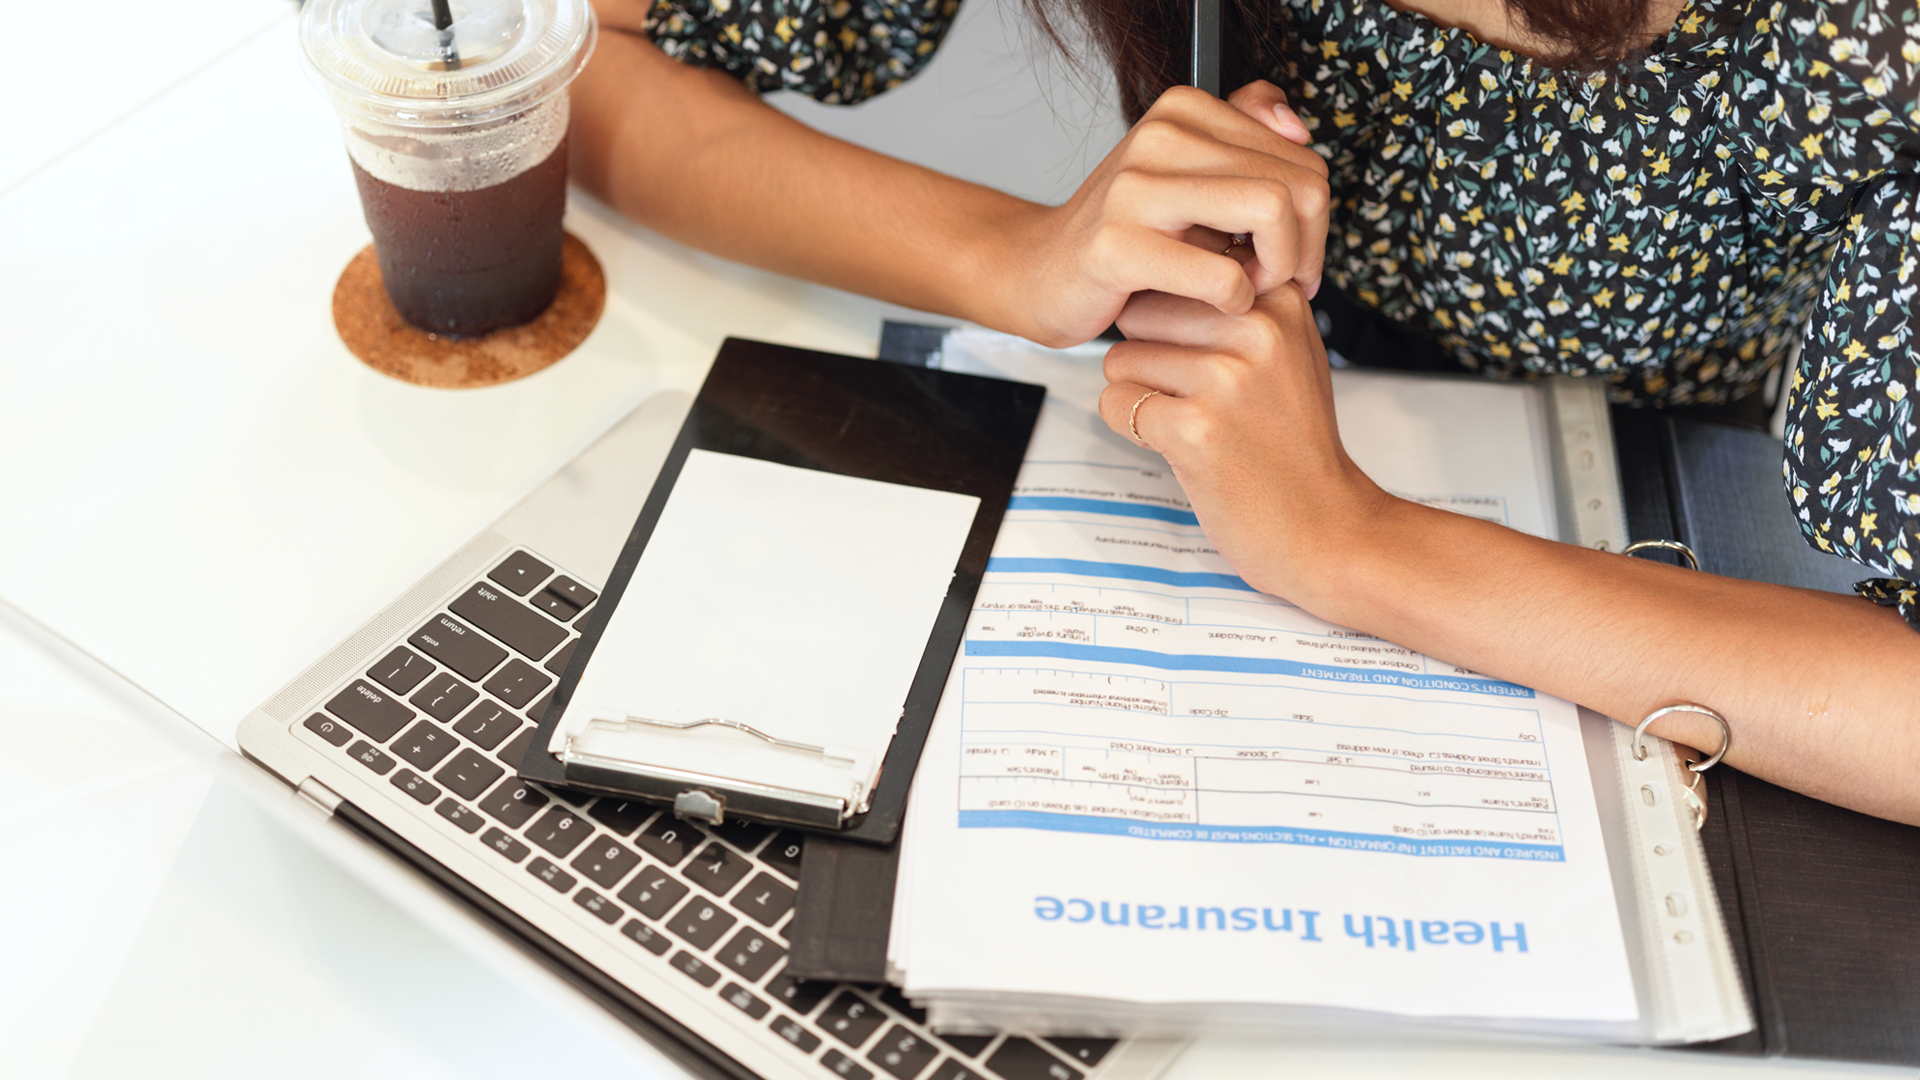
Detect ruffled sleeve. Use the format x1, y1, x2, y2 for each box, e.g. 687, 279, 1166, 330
643, 0, 960, 105
1764, 0, 1920, 623
1784, 175, 1920, 620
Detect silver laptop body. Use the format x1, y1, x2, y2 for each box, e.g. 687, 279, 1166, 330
237, 388, 1180, 1080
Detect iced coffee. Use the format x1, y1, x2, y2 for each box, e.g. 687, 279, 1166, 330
302, 0, 595, 337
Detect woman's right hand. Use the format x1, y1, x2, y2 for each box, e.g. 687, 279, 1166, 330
996, 81, 1330, 348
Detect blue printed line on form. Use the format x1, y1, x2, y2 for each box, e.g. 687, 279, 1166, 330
1006, 496, 1201, 525
959, 810, 1566, 861
964, 640, 1536, 699
986, 557, 1255, 592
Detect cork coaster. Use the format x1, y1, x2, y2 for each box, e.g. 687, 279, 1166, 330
332, 231, 605, 389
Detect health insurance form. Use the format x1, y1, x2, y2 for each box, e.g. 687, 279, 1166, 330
892, 331, 1640, 1034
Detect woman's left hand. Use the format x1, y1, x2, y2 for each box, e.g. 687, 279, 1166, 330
1096, 284, 1392, 608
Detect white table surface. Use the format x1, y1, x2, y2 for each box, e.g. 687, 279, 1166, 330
0, 2, 1907, 1078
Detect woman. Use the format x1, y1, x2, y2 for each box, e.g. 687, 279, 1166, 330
572, 0, 1920, 825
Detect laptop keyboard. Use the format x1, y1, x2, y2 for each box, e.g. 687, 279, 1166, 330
293, 548, 1119, 1080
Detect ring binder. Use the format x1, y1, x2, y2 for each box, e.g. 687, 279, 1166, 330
1634, 704, 1732, 831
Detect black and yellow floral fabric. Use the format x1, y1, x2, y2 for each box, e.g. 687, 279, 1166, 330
644, 0, 958, 104
646, 0, 1920, 623
1290, 0, 1920, 623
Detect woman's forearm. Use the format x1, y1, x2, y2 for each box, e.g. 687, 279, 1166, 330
569, 26, 1049, 337
1311, 498, 1920, 825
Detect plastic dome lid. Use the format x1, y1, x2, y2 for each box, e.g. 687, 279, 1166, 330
301, 0, 595, 127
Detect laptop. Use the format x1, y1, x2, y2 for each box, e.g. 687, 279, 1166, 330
235, 367, 1182, 1080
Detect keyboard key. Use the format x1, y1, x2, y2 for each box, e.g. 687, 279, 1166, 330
451, 582, 567, 661
713, 819, 774, 853
587, 798, 654, 837
766, 973, 832, 1016
392, 721, 458, 771
771, 1015, 823, 1054
525, 806, 592, 858
621, 919, 671, 955
866, 1026, 938, 1080
367, 646, 434, 694
326, 680, 413, 742
936, 1035, 992, 1059
574, 888, 621, 924
436, 799, 484, 834
927, 1062, 986, 1080
483, 659, 551, 709
571, 838, 642, 889
527, 856, 577, 893
303, 713, 351, 747
685, 841, 753, 895
476, 776, 548, 828
348, 740, 396, 775
531, 590, 581, 621
668, 949, 721, 987
761, 831, 804, 879
390, 768, 439, 805
542, 637, 578, 677
634, 814, 700, 866
617, 865, 689, 920
436, 750, 506, 801
409, 614, 507, 681
409, 673, 478, 721
545, 575, 598, 608
488, 551, 552, 596
720, 981, 771, 1019
730, 872, 797, 927
495, 726, 536, 769
821, 1049, 874, 1080
665, 896, 737, 949
984, 1039, 1082, 1080
526, 689, 554, 722
1041, 1040, 1115, 1069
452, 699, 521, 750
819, 992, 885, 1049
716, 927, 785, 982
481, 827, 530, 863
877, 987, 926, 1026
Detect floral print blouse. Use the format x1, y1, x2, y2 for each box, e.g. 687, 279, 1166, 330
1289, 0, 1920, 620
645, 0, 1920, 623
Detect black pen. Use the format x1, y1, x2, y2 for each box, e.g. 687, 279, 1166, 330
1193, 0, 1251, 251
1191, 0, 1222, 96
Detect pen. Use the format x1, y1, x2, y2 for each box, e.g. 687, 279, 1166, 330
1190, 0, 1221, 97
1193, 0, 1250, 252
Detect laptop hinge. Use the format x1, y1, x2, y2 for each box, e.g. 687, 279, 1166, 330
297, 777, 344, 817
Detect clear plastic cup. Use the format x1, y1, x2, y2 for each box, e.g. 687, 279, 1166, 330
301, 0, 595, 337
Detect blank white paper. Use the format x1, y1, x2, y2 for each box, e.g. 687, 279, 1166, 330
554, 450, 980, 800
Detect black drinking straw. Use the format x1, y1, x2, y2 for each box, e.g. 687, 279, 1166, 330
430, 0, 463, 71
1191, 0, 1222, 97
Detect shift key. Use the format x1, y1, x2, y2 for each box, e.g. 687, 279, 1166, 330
450, 582, 566, 661
410, 614, 507, 681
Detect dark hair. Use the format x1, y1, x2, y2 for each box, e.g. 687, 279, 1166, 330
1024, 0, 1653, 123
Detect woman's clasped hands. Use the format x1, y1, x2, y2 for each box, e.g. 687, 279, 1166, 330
1002, 81, 1330, 348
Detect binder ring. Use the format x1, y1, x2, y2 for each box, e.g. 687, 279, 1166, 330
1623, 539, 1699, 571
1633, 704, 1732, 772
1634, 704, 1731, 832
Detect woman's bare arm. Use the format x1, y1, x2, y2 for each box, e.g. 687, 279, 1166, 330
571, 2, 1330, 347
1098, 286, 1920, 825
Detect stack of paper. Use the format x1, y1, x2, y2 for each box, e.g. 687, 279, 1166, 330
887, 331, 1748, 1044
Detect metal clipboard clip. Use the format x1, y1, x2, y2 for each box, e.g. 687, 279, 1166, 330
556, 709, 877, 828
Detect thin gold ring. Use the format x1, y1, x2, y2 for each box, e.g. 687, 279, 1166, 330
1128, 389, 1161, 447
1222, 232, 1249, 256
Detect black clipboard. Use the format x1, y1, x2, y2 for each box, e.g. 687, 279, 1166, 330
519, 337, 1043, 845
